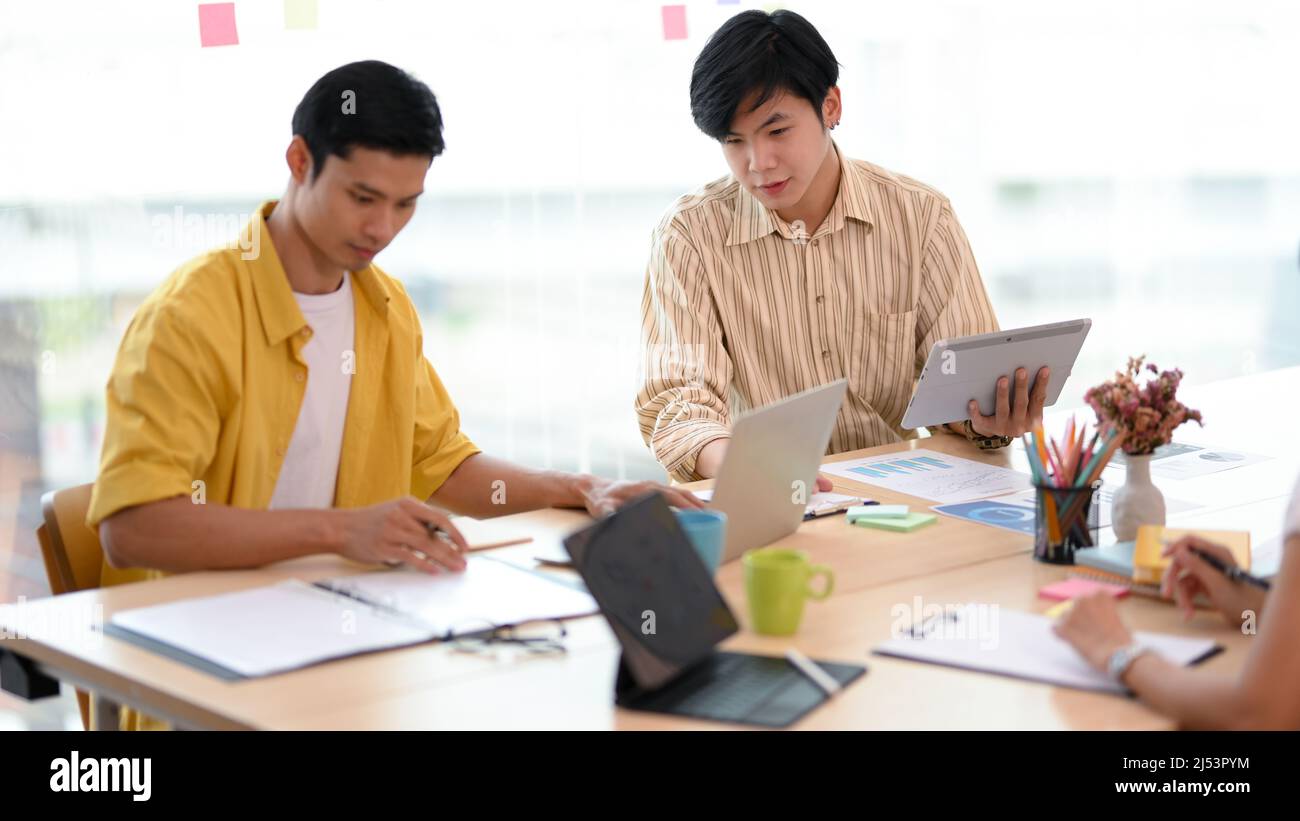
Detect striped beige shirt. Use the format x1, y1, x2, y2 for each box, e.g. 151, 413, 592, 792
636, 146, 1000, 482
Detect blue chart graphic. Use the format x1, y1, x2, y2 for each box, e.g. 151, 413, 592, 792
850, 455, 954, 480
932, 500, 1036, 534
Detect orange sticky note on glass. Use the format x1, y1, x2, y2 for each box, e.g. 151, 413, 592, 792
1038, 577, 1129, 602
661, 5, 687, 40
198, 3, 239, 48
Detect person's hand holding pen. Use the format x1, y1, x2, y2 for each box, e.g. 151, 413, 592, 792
337, 496, 469, 574
1161, 535, 1267, 626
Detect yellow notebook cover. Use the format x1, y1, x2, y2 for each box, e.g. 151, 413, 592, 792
1133, 526, 1251, 585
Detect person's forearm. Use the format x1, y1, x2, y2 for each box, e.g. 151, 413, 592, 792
694, 437, 730, 479
1122, 653, 1254, 729
1124, 534, 1300, 729
430, 453, 588, 518
100, 496, 344, 573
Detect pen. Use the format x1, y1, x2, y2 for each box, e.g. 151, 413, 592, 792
804, 508, 847, 521
1188, 546, 1272, 591
904, 609, 960, 638
385, 520, 456, 567
803, 499, 873, 521
784, 648, 841, 697
425, 519, 452, 544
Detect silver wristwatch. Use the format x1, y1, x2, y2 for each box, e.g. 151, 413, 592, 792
1106, 643, 1149, 684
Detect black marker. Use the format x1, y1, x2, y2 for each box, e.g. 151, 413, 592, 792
1189, 547, 1271, 591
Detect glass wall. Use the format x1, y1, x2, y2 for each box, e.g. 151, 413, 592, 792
3, 0, 1297, 607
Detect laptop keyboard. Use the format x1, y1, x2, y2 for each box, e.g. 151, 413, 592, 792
650, 652, 818, 724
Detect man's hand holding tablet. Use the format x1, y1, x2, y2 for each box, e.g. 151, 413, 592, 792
902, 319, 1091, 448
964, 366, 1052, 438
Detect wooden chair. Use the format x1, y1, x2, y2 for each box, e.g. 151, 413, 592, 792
34, 483, 103, 730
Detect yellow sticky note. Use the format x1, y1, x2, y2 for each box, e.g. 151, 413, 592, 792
1134, 526, 1251, 585
285, 0, 318, 30
1045, 600, 1075, 619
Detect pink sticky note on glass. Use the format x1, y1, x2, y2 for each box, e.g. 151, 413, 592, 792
1038, 577, 1130, 601
198, 3, 240, 48
662, 5, 687, 41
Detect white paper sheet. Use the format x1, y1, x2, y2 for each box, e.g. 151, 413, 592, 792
1111, 443, 1270, 480
822, 449, 1032, 503
319, 556, 597, 634
110, 580, 431, 678
109, 557, 598, 678
874, 604, 1220, 694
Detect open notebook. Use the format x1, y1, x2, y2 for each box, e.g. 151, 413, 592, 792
873, 604, 1221, 695
105, 556, 597, 680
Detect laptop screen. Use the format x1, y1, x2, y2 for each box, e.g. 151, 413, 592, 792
563, 493, 738, 691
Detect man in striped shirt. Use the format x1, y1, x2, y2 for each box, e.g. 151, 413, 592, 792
636, 10, 1051, 483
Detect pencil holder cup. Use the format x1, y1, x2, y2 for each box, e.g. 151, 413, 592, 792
1033, 480, 1102, 565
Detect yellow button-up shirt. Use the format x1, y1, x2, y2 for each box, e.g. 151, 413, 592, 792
88, 200, 480, 587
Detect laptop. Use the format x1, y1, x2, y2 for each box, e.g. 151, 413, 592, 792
530, 379, 849, 569
562, 492, 866, 728
710, 379, 848, 563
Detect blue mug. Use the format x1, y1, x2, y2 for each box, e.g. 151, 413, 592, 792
674, 509, 727, 573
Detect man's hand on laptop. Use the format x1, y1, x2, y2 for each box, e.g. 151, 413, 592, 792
577, 477, 706, 518
966, 366, 1051, 438
337, 496, 469, 573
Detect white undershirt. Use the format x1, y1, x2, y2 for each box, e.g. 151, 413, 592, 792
269, 272, 355, 510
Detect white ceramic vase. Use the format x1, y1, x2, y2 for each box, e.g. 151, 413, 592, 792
1111, 453, 1166, 541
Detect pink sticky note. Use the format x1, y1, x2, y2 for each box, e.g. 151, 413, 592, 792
1038, 577, 1130, 602
662, 5, 687, 41
198, 3, 240, 48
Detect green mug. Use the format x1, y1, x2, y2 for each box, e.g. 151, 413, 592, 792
742, 548, 834, 636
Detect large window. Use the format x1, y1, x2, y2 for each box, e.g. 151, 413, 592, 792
3, 0, 1298, 612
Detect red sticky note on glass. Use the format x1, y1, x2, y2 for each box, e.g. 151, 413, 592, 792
1038, 577, 1130, 601
198, 3, 240, 48
661, 5, 687, 41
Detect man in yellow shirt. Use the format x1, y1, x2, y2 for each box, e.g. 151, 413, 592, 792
89, 60, 699, 589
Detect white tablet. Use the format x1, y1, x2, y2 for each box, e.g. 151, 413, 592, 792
900, 319, 1091, 430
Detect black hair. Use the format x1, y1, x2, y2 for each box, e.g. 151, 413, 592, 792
689, 10, 840, 141
291, 60, 444, 180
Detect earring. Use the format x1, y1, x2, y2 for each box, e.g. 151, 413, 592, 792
830, 121, 839, 130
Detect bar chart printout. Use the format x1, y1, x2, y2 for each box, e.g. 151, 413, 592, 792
821, 449, 1031, 504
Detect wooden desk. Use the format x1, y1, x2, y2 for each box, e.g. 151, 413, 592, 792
2, 368, 1296, 729
273, 553, 1255, 730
